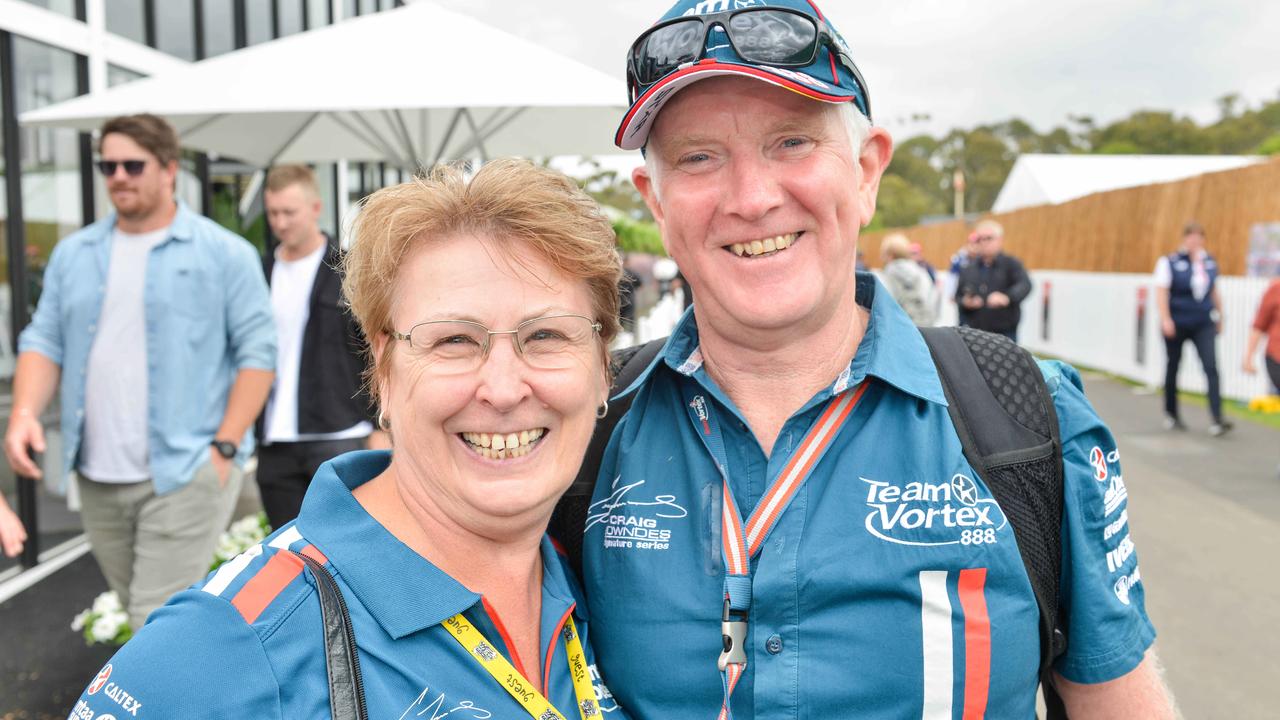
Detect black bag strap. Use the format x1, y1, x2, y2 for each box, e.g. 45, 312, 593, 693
920, 326, 1068, 719
298, 552, 369, 720
550, 338, 666, 580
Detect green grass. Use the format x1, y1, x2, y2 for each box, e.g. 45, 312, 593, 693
1066, 361, 1280, 429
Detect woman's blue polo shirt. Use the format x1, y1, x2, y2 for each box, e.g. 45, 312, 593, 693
71, 450, 625, 719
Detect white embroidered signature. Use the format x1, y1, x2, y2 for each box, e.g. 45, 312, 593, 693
397, 687, 493, 720
586, 477, 688, 531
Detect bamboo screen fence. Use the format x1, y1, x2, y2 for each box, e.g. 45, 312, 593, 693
862, 157, 1280, 276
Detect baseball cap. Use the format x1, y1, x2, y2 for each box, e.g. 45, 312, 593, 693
615, 0, 871, 151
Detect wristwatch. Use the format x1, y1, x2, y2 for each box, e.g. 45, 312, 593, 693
210, 439, 238, 459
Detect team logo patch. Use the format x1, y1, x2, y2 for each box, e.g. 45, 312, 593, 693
862, 474, 1007, 547
1089, 446, 1108, 481
87, 664, 112, 695
1114, 566, 1142, 605
588, 476, 688, 552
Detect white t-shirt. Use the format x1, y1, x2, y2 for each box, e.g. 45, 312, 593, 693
79, 226, 170, 482
264, 244, 371, 443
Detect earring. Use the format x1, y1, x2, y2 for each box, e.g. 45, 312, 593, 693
596, 400, 609, 419
377, 410, 391, 432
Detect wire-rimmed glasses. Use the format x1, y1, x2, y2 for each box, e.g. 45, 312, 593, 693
390, 313, 602, 374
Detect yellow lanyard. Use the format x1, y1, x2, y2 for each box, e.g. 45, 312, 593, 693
442, 612, 598, 720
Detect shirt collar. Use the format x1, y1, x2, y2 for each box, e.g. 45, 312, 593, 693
637, 273, 946, 407
297, 450, 582, 639
87, 200, 197, 244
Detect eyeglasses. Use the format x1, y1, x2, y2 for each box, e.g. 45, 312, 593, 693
391, 314, 602, 374
627, 6, 871, 118
971, 234, 999, 243
96, 160, 148, 177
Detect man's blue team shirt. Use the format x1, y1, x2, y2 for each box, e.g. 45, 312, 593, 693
72, 450, 625, 720
583, 274, 1155, 719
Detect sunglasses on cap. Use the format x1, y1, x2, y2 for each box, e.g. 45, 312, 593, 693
627, 6, 871, 118
96, 159, 148, 177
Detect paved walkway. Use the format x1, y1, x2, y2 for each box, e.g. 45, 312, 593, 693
0, 373, 1276, 718
1078, 373, 1280, 719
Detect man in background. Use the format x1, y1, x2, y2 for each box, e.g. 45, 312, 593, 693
258, 165, 386, 530
3, 114, 275, 630
955, 219, 1032, 340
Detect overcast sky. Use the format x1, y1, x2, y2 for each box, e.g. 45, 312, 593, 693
431, 0, 1280, 140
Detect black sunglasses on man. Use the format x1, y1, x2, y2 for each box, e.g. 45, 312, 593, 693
627, 6, 871, 119
96, 159, 148, 177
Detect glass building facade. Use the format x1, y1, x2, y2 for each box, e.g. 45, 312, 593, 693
0, 0, 403, 575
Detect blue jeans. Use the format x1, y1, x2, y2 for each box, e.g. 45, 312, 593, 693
1163, 321, 1221, 422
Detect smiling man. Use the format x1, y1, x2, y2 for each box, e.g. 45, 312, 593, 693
4, 114, 275, 631
577, 1, 1178, 718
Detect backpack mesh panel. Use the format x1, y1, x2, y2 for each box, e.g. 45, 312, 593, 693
983, 458, 1063, 625
957, 326, 1052, 437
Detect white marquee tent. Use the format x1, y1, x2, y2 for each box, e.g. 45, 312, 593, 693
20, 1, 628, 169
991, 153, 1263, 213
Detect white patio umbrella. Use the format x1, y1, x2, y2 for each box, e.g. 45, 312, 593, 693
20, 2, 628, 169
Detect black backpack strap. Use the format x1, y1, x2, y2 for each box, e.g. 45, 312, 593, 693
298, 552, 369, 720
920, 326, 1068, 719
549, 337, 667, 580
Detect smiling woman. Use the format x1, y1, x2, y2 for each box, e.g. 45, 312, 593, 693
68, 159, 631, 720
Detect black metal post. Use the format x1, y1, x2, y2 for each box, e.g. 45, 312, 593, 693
142, 0, 158, 48
264, 164, 277, 256
76, 54, 94, 226
1, 31, 39, 569
196, 153, 213, 216
270, 0, 280, 39
233, 0, 248, 49
194, 0, 206, 60
331, 164, 341, 236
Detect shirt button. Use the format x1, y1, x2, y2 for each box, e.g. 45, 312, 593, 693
765, 634, 783, 654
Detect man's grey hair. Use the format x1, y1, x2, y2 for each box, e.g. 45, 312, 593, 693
643, 100, 872, 191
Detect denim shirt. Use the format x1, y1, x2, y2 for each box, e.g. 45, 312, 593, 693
18, 202, 276, 496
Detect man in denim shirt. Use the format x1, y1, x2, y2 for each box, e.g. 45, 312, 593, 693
3, 114, 276, 630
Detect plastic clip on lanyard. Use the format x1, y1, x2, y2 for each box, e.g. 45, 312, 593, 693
687, 384, 867, 720
442, 613, 598, 720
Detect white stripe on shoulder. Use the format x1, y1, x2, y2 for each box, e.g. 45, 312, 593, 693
269, 525, 304, 550
203, 544, 264, 597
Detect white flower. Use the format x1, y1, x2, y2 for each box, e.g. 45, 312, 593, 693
90, 616, 120, 643
71, 609, 91, 632
215, 536, 241, 559
91, 591, 122, 615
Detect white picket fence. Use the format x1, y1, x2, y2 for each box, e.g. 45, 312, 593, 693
1020, 271, 1273, 402
628, 273, 1275, 403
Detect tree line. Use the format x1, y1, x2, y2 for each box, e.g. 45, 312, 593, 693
876, 92, 1280, 229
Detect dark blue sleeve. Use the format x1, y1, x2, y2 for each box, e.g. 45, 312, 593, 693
1039, 360, 1156, 683
68, 589, 282, 719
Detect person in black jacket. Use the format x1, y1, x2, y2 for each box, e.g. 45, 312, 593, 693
955, 219, 1032, 341
257, 165, 389, 529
